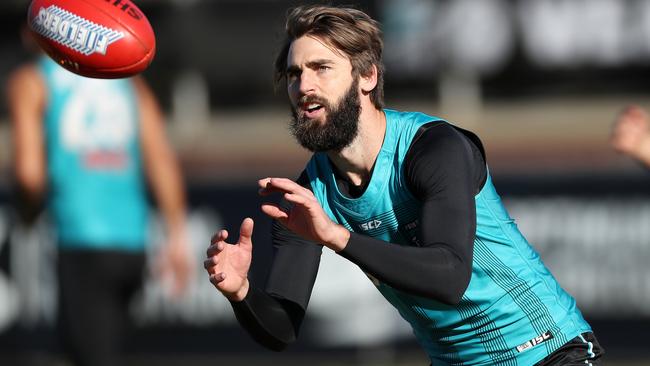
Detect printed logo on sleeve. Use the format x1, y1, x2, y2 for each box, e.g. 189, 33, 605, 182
516, 331, 554, 353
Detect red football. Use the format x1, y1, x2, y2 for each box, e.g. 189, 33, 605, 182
27, 0, 156, 78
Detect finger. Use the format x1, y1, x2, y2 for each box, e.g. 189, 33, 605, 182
625, 104, 643, 115
211, 230, 228, 245
260, 203, 289, 220
259, 177, 300, 196
264, 177, 307, 195
259, 185, 291, 196
257, 177, 283, 196
209, 273, 226, 286
258, 177, 272, 188
283, 192, 312, 206
206, 242, 225, 257
203, 257, 217, 271
238, 218, 254, 249
622, 105, 648, 124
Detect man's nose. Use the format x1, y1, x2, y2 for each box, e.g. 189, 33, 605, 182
298, 70, 317, 95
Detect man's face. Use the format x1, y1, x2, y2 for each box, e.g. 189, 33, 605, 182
286, 36, 361, 152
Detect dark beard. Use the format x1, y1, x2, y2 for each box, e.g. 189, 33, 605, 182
290, 79, 361, 152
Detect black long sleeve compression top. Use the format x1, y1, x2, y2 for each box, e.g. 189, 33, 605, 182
230, 122, 487, 351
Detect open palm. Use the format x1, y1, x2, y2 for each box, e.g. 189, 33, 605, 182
204, 218, 254, 300
258, 177, 349, 251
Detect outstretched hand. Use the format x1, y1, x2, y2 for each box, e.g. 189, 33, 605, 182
258, 177, 350, 252
611, 105, 650, 161
204, 218, 254, 301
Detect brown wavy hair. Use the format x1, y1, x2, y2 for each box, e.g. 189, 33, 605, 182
274, 5, 385, 109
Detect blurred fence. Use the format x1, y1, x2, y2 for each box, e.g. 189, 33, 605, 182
4, 0, 650, 115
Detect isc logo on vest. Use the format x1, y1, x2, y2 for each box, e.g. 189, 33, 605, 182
360, 219, 382, 231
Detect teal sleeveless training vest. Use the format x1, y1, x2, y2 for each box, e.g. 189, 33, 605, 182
39, 57, 148, 251
306, 109, 591, 365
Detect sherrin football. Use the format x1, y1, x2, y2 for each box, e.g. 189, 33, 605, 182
27, 0, 156, 78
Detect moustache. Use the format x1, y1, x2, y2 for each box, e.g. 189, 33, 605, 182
297, 95, 331, 109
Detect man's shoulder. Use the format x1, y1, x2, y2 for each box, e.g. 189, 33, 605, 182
385, 108, 444, 124
409, 123, 470, 153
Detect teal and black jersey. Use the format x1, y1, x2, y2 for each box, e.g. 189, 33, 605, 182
39, 57, 148, 251
305, 109, 592, 365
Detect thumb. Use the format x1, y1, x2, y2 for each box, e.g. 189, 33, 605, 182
238, 217, 254, 249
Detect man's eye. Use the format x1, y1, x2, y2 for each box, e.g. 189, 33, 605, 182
287, 71, 299, 81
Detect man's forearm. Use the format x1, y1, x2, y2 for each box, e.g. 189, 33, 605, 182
230, 286, 303, 351
339, 232, 471, 304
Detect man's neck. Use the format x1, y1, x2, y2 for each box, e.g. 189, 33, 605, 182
327, 106, 386, 187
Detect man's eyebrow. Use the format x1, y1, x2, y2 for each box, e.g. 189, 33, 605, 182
306, 59, 334, 67
286, 65, 301, 74
286, 59, 334, 73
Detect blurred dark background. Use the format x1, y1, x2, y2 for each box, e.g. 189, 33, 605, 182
1, 0, 650, 365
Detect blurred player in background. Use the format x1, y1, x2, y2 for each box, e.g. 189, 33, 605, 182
7, 27, 193, 366
205, 5, 604, 365
611, 105, 650, 167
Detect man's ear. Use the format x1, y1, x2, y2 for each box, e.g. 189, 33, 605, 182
359, 64, 378, 94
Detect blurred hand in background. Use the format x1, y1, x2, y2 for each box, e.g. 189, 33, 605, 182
611, 105, 650, 167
